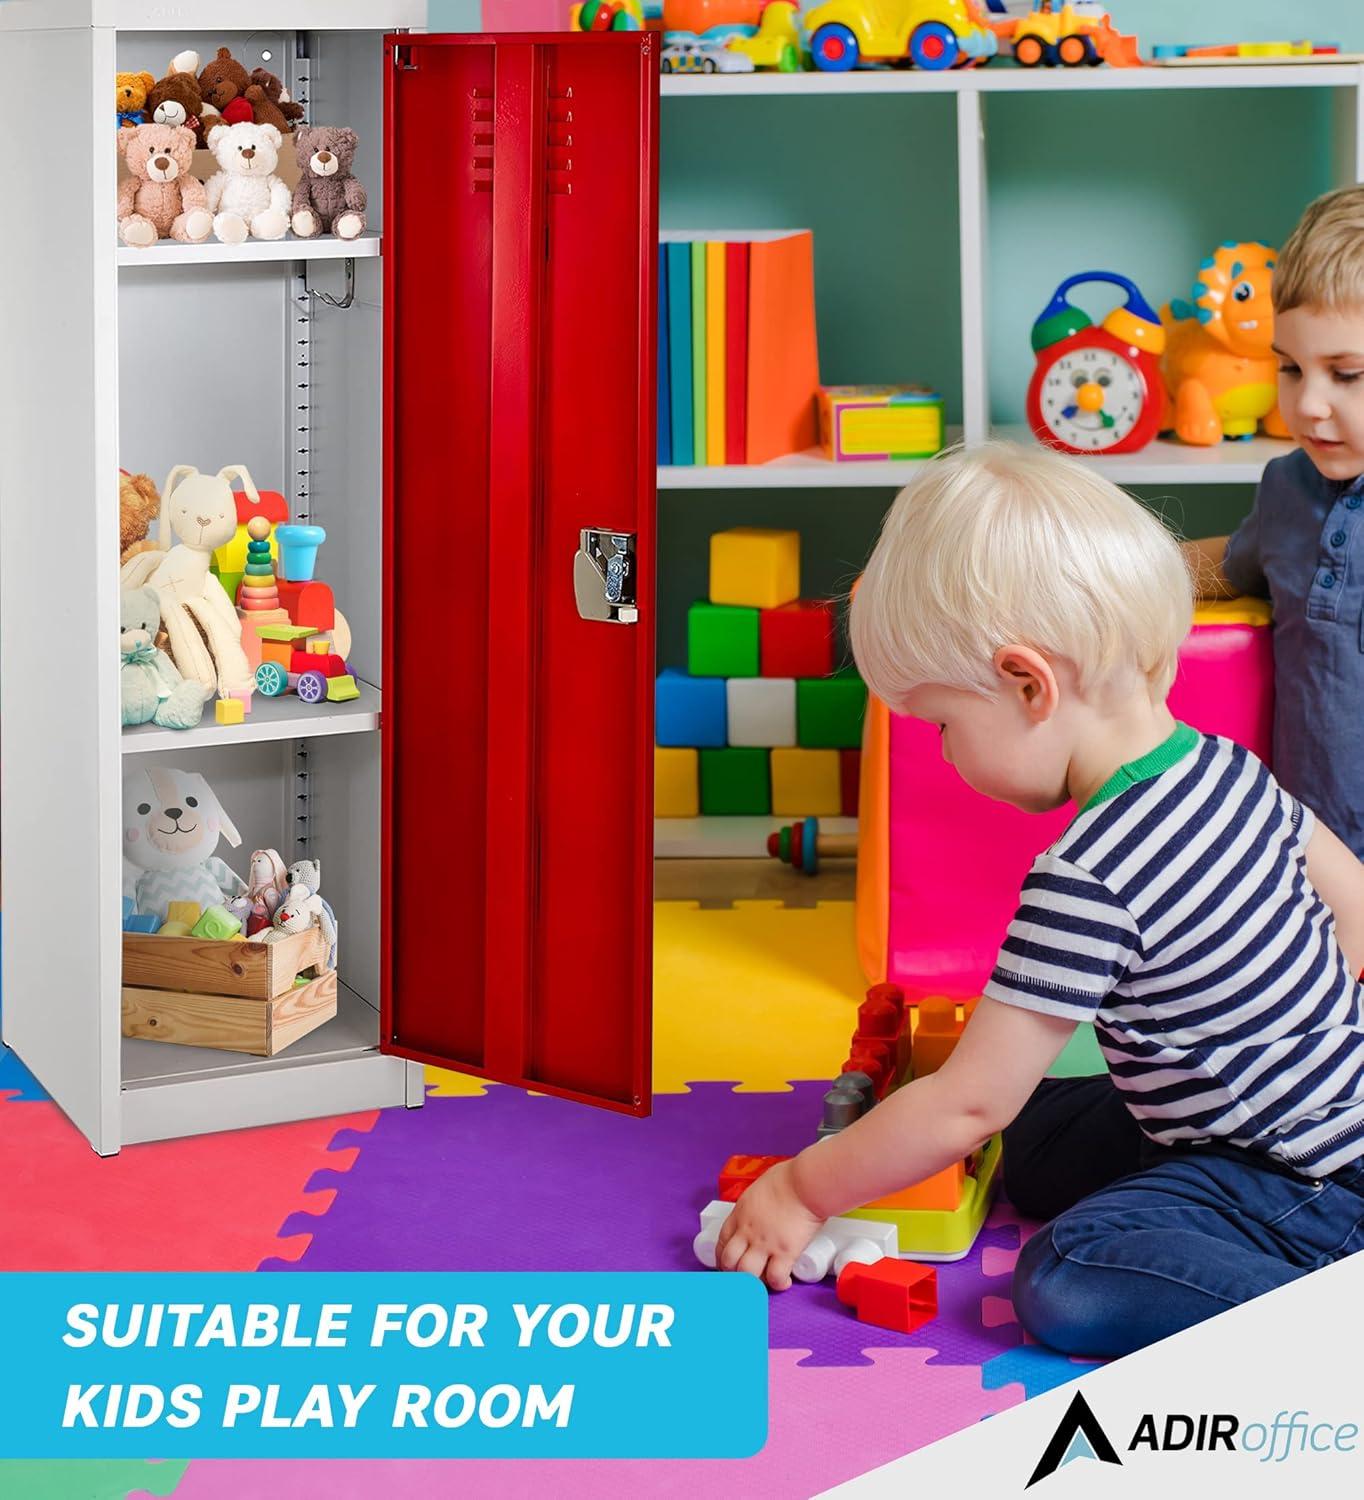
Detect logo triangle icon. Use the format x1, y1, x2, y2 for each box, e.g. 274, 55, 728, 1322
1026, 1391, 1123, 1488
1059, 1429, 1099, 1467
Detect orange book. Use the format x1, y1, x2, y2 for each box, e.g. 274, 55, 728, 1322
746, 230, 819, 465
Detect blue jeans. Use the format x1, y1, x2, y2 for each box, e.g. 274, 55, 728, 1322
1003, 1076, 1364, 1358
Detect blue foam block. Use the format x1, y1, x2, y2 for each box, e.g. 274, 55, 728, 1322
656, 669, 727, 747
123, 913, 160, 934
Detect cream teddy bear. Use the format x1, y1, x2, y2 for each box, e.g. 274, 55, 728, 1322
204, 120, 290, 243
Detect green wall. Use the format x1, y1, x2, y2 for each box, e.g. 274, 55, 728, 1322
429, 0, 1364, 668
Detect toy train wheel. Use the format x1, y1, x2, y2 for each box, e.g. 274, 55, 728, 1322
1057, 34, 1089, 65
296, 670, 328, 704
701, 56, 715, 72
255, 660, 288, 697
908, 20, 959, 70
811, 22, 859, 71
1014, 35, 1045, 66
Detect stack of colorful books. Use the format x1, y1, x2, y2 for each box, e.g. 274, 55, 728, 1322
657, 230, 820, 467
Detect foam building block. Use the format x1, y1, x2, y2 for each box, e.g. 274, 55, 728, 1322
655, 746, 700, 818
166, 901, 201, 928
771, 747, 842, 816
688, 602, 760, 678
710, 527, 800, 610
837, 1258, 938, 1333
700, 747, 770, 815
656, 669, 726, 748
191, 905, 242, 941
761, 600, 836, 678
215, 698, 245, 725
726, 677, 796, 747
157, 920, 193, 937
798, 674, 867, 749
840, 749, 861, 815
123, 913, 159, 934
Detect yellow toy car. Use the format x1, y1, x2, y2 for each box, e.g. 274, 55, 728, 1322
804, 0, 996, 71
726, 0, 805, 71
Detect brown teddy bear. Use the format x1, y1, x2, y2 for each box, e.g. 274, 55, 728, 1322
250, 68, 305, 131
291, 127, 367, 241
145, 61, 212, 148
198, 47, 298, 135
119, 470, 161, 562
115, 124, 211, 247
116, 70, 155, 128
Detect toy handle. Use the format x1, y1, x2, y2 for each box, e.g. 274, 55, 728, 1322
1038, 271, 1161, 329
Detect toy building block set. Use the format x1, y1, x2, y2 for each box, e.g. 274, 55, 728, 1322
655, 526, 866, 817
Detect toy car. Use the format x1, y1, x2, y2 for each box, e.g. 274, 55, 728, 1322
804, 0, 995, 71
254, 628, 359, 705
661, 38, 756, 72
726, 0, 805, 71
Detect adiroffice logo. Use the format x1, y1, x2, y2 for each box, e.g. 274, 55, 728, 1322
1027, 1392, 1360, 1487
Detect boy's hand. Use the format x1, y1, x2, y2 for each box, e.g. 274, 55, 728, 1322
714, 1159, 825, 1292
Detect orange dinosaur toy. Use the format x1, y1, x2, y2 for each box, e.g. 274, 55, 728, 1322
1159, 241, 1292, 445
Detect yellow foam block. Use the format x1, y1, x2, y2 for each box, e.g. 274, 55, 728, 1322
709, 527, 800, 609
215, 698, 245, 725
157, 920, 192, 937
166, 902, 201, 928
654, 747, 699, 818
770, 747, 841, 816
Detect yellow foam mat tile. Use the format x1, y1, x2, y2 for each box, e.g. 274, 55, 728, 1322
427, 900, 865, 1098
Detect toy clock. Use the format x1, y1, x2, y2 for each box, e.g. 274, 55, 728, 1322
1026, 271, 1165, 455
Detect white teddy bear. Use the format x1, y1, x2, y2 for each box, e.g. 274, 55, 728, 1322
205, 120, 290, 243
123, 765, 247, 922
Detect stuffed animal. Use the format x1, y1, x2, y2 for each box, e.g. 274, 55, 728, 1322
145, 60, 210, 147
197, 47, 295, 133
122, 765, 246, 921
266, 883, 338, 972
116, 70, 155, 128
248, 848, 289, 918
115, 124, 211, 248
249, 67, 306, 133
204, 121, 290, 243
119, 464, 262, 700
281, 858, 338, 971
120, 587, 204, 730
119, 469, 161, 561
291, 127, 367, 241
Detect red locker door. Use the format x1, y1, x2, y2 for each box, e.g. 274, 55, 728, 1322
381, 32, 658, 1114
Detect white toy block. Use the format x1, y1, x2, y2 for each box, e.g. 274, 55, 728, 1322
726, 677, 796, 748
693, 1199, 897, 1281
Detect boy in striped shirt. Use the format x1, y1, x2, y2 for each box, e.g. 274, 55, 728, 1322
714, 442, 1364, 1357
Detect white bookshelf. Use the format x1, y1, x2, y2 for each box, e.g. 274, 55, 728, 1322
117, 231, 382, 268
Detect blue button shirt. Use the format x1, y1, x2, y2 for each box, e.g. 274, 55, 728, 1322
1224, 447, 1364, 855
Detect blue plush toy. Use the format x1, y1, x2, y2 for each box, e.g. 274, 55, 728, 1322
121, 586, 204, 730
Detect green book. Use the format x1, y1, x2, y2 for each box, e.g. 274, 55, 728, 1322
691, 241, 707, 464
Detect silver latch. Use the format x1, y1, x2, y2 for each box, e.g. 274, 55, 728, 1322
574, 528, 639, 625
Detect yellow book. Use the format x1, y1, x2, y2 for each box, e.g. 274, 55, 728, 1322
705, 241, 726, 465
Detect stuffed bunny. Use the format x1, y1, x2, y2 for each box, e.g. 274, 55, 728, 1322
229, 847, 289, 934
265, 883, 337, 972
123, 765, 246, 921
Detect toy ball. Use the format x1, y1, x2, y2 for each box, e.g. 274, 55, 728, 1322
246, 515, 272, 541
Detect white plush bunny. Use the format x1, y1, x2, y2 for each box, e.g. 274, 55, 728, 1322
204, 120, 290, 242
123, 765, 246, 922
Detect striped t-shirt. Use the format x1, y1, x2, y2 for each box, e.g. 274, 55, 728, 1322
985, 724, 1364, 1179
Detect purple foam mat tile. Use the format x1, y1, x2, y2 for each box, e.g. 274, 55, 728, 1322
258, 1081, 1022, 1370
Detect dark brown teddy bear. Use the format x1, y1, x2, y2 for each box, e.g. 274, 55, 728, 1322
145, 67, 212, 147
291, 127, 367, 241
197, 47, 297, 135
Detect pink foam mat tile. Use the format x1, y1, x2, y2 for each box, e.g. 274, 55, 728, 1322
167, 1346, 1025, 1499
0, 1097, 380, 1271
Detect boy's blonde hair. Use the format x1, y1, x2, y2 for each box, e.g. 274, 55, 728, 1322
1274, 184, 1364, 313
849, 442, 1193, 710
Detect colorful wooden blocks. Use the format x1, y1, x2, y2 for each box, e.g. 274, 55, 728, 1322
654, 746, 700, 818
688, 602, 760, 678
770, 747, 841, 816
797, 673, 867, 749
836, 1258, 938, 1333
710, 527, 800, 610
656, 670, 726, 748
700, 747, 770, 815
725, 677, 796, 747
760, 600, 835, 678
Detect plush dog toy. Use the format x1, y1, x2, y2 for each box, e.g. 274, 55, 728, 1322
291, 126, 366, 241
205, 121, 290, 243
115, 123, 211, 248
120, 588, 204, 731
122, 765, 246, 921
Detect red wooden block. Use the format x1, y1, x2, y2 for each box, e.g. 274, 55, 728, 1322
837, 1258, 938, 1334
278, 578, 336, 632
840, 749, 861, 815
760, 600, 835, 678
717, 1153, 789, 1201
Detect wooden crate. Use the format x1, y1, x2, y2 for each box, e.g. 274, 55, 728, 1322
121, 927, 336, 1056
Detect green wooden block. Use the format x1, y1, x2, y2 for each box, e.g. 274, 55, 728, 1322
796, 673, 867, 749
688, 601, 759, 678
699, 747, 771, 815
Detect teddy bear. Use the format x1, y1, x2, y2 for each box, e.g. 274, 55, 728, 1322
263, 862, 338, 972
205, 121, 290, 243
116, 70, 155, 128
250, 67, 306, 133
145, 60, 211, 148
291, 127, 367, 241
115, 124, 211, 247
121, 587, 204, 731
197, 47, 298, 134
122, 765, 247, 921
119, 470, 161, 562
